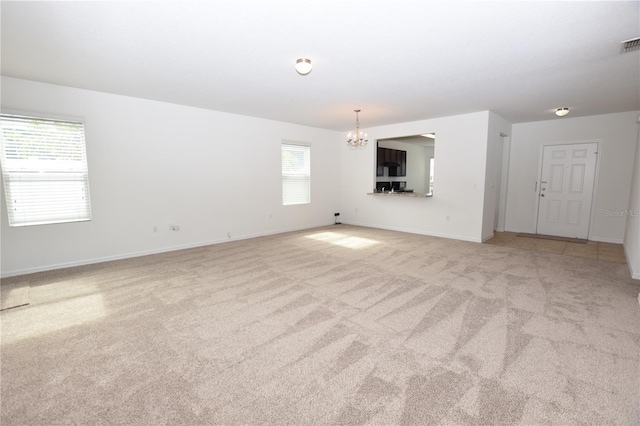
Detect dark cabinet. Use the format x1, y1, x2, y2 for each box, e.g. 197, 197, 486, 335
377, 146, 407, 177
385, 148, 396, 164
389, 150, 406, 176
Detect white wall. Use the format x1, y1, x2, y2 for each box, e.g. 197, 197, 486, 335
623, 115, 640, 280
340, 111, 490, 242
4, 78, 636, 278
482, 112, 512, 241
0, 77, 341, 277
505, 111, 639, 243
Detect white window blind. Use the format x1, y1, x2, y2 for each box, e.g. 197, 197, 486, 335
1, 114, 92, 227
282, 143, 310, 205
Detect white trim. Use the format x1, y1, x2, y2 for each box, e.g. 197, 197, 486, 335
342, 220, 484, 243
281, 139, 311, 147
0, 108, 86, 125
504, 226, 536, 234
0, 221, 334, 278
496, 136, 511, 232
588, 236, 625, 244
624, 244, 640, 280
504, 230, 623, 244
4, 221, 631, 279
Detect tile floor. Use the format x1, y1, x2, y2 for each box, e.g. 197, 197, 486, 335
485, 231, 627, 263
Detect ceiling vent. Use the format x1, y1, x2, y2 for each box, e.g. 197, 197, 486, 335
620, 37, 640, 53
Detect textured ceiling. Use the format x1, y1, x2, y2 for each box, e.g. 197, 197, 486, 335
1, 1, 639, 131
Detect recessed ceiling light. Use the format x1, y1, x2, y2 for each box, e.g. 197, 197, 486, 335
295, 58, 312, 75
555, 107, 570, 117
421, 133, 436, 139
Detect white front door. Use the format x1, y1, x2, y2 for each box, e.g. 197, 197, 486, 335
536, 143, 598, 239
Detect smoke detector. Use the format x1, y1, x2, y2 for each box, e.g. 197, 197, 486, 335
620, 37, 640, 53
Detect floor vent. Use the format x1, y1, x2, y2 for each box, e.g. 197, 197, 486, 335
621, 37, 640, 53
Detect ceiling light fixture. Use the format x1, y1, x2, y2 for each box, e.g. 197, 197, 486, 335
347, 109, 368, 149
555, 107, 570, 117
295, 58, 312, 75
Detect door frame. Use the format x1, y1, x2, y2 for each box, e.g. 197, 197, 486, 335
496, 134, 511, 232
533, 139, 602, 239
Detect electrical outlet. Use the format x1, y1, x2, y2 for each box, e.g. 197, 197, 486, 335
152, 226, 158, 233
227, 232, 231, 239
170, 225, 180, 231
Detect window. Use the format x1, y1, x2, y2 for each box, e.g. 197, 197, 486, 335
1, 114, 92, 226
281, 142, 310, 205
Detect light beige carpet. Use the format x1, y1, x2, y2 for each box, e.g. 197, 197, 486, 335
0, 281, 29, 311
1, 225, 639, 425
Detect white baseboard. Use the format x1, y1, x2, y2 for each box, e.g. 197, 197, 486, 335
0, 221, 334, 278
503, 229, 625, 245
342, 220, 483, 243
588, 236, 625, 244
6, 221, 634, 281
503, 227, 535, 234
623, 245, 640, 281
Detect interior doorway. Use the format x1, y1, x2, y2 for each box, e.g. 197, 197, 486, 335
536, 142, 598, 239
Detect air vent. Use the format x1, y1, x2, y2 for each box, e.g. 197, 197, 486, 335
620, 37, 640, 53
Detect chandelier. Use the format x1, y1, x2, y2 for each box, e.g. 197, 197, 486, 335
347, 109, 368, 149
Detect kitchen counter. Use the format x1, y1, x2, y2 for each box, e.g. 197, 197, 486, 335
367, 191, 433, 198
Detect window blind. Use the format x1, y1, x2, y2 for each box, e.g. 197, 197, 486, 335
282, 143, 310, 205
1, 114, 92, 226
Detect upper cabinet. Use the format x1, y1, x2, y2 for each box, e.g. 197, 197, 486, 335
377, 146, 406, 177
390, 150, 406, 176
